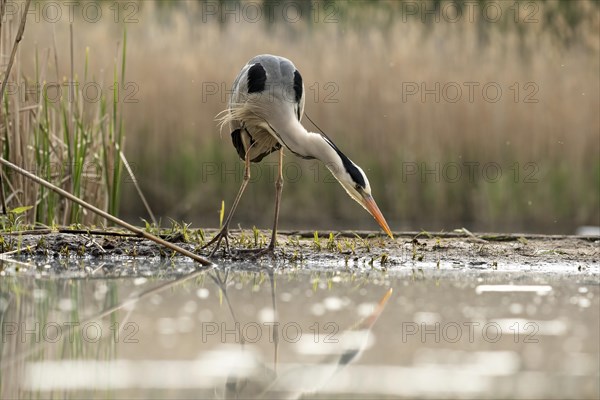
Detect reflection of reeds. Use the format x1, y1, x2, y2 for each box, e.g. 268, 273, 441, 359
17, 1, 600, 233
0, 276, 121, 399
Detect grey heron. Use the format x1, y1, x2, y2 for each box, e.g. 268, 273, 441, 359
204, 54, 393, 256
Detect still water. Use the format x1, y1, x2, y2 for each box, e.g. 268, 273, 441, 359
1, 259, 598, 399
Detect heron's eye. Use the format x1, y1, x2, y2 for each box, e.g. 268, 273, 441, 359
355, 184, 362, 192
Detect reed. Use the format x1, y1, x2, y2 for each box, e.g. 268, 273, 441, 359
0, 5, 145, 228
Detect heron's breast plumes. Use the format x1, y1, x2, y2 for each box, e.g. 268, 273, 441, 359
217, 102, 282, 162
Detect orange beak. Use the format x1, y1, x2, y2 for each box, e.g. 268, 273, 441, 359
362, 194, 394, 239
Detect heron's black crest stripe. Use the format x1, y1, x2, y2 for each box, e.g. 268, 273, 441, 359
231, 129, 246, 160
319, 133, 366, 189
336, 149, 366, 189
247, 63, 267, 93
293, 70, 303, 103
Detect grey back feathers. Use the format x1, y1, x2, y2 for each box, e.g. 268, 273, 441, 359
225, 54, 304, 163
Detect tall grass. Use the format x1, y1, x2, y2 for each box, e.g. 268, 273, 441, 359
0, 5, 129, 228
13, 1, 600, 233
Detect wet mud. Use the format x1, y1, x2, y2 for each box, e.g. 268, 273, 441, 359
1, 229, 598, 278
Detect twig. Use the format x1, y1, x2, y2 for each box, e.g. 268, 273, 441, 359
0, 228, 137, 237
91, 262, 105, 275
453, 227, 487, 243
0, 0, 32, 121
0, 157, 215, 266
117, 143, 156, 224
0, 0, 7, 50
0, 0, 32, 214
0, 227, 191, 242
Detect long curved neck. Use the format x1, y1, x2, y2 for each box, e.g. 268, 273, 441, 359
277, 118, 370, 212
281, 119, 345, 175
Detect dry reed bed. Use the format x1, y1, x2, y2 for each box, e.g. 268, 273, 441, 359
8, 1, 600, 233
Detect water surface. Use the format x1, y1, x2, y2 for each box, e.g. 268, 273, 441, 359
1, 259, 598, 399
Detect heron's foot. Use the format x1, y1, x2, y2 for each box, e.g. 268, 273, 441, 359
202, 228, 231, 257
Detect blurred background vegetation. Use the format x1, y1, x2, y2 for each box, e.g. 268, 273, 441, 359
3, 0, 599, 234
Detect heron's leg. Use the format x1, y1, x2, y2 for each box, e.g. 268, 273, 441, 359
203, 152, 251, 256
236, 149, 283, 258
267, 149, 284, 251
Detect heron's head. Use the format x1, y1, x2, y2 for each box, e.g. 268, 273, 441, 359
329, 162, 394, 239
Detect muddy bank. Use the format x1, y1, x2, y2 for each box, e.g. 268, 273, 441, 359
1, 228, 598, 277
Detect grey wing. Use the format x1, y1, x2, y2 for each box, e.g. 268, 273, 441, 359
228, 63, 251, 160
228, 62, 271, 161
226, 55, 304, 162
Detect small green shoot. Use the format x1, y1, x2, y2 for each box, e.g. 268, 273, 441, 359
197, 228, 205, 244
219, 200, 225, 229
313, 231, 322, 251
0, 206, 33, 232
287, 235, 300, 247
326, 232, 336, 251
253, 226, 260, 247
353, 233, 371, 253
